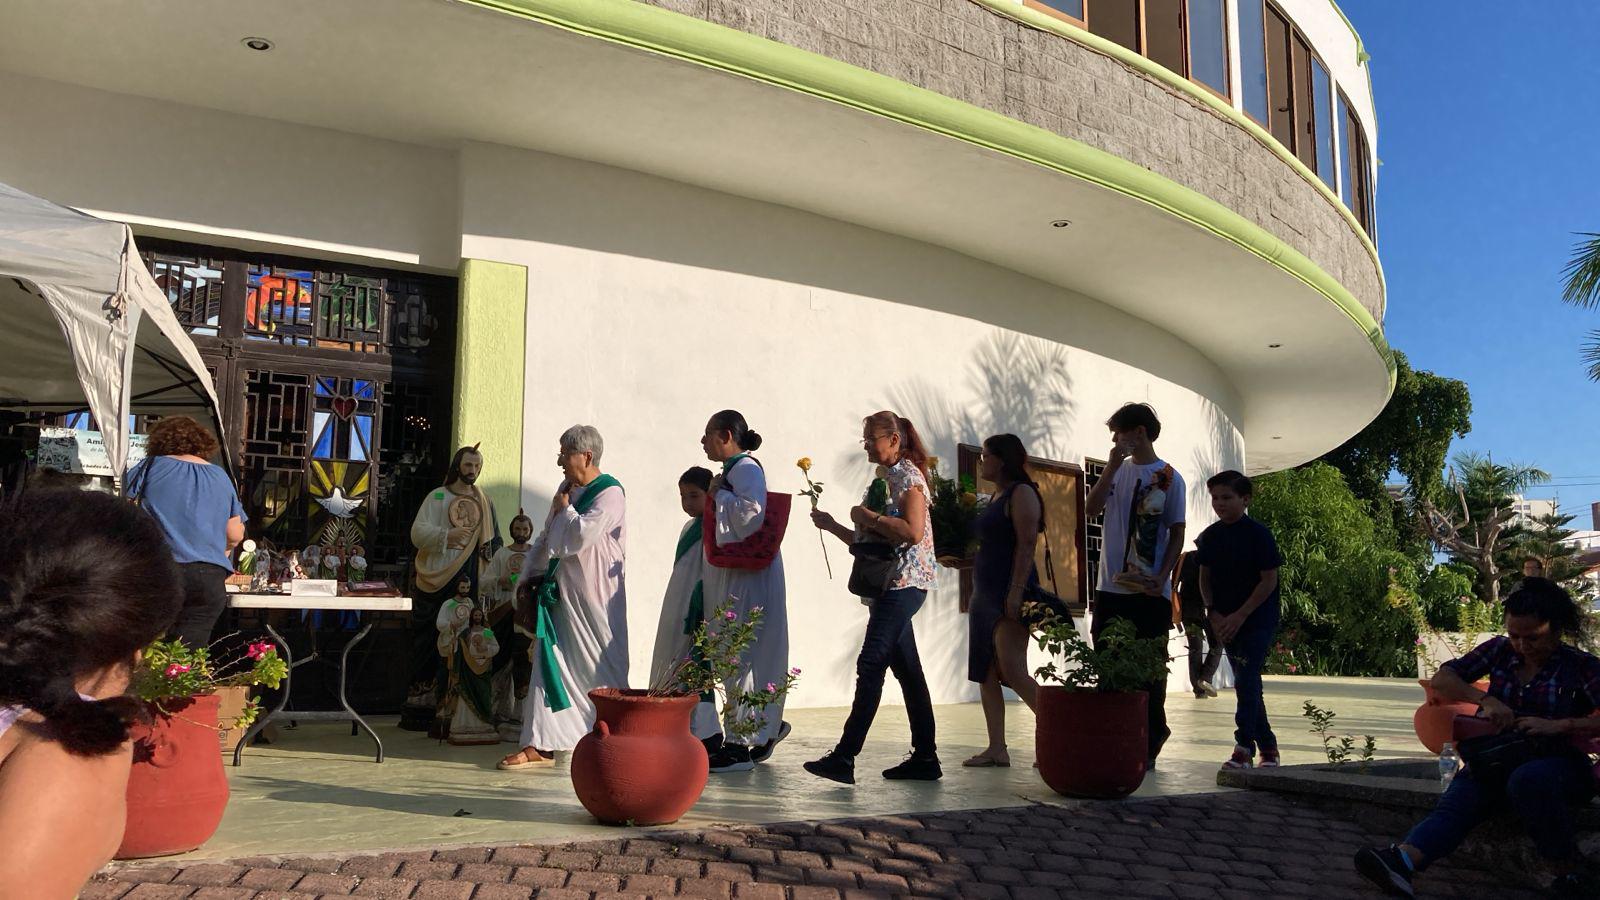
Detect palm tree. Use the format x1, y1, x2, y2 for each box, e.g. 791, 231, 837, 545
1419, 452, 1550, 604
1560, 232, 1600, 381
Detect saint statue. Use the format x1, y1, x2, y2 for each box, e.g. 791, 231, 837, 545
402, 444, 501, 734
435, 578, 501, 746
483, 509, 536, 740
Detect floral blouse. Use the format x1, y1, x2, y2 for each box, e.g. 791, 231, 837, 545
864, 459, 936, 591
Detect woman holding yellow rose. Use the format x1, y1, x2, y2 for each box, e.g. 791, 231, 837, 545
698, 409, 790, 773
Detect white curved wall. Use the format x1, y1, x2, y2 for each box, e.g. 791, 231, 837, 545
462, 143, 1247, 708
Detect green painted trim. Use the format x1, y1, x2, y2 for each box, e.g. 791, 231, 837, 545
454, 259, 529, 525
971, 0, 1382, 295
454, 0, 1393, 389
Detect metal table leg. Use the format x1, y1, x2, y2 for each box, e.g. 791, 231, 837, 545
233, 622, 294, 767
337, 623, 383, 762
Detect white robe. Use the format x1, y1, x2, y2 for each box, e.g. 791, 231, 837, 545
649, 519, 721, 740
517, 480, 629, 752
700, 456, 788, 747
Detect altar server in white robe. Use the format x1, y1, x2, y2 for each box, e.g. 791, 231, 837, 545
699, 410, 790, 774
498, 425, 628, 770
649, 466, 722, 745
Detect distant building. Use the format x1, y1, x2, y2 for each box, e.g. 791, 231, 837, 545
1510, 496, 1558, 529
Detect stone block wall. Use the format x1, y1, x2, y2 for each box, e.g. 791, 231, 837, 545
636, 0, 1384, 319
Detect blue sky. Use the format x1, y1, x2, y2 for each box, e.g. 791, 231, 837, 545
1340, 1, 1600, 517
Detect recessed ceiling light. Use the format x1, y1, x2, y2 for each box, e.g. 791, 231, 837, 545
1272, 436, 1283, 440
1050, 219, 1071, 228
241, 37, 274, 51
1268, 343, 1282, 349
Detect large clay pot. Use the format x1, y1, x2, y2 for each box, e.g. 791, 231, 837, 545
118, 694, 231, 859
1036, 686, 1147, 799
570, 689, 708, 826
1413, 679, 1489, 755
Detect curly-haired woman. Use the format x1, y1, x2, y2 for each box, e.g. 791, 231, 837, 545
125, 416, 246, 648
0, 489, 183, 896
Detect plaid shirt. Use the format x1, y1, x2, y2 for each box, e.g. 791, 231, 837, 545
1443, 636, 1600, 720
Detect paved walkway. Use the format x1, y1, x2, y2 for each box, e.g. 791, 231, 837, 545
89, 791, 1537, 899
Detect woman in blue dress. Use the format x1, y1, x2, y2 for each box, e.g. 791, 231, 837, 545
964, 434, 1043, 768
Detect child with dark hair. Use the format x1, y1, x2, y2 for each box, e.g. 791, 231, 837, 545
650, 466, 722, 751
1197, 470, 1284, 770
0, 488, 183, 895
1084, 402, 1185, 766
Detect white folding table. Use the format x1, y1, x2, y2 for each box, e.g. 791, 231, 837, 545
227, 593, 412, 765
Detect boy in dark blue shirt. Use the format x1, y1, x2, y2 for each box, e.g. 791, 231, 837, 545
1197, 470, 1283, 770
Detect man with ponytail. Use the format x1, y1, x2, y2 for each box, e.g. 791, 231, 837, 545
0, 489, 183, 897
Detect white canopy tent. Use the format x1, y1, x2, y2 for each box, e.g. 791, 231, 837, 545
0, 181, 227, 481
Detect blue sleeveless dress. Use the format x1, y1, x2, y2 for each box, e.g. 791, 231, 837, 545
967, 484, 1040, 683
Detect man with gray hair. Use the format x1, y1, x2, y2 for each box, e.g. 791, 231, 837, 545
499, 425, 629, 769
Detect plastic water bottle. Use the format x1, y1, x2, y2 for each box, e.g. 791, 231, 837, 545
1439, 742, 1459, 788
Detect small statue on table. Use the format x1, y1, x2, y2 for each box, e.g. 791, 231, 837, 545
435, 577, 501, 746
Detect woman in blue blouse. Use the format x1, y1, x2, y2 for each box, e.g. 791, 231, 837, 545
126, 417, 246, 649
1356, 578, 1600, 898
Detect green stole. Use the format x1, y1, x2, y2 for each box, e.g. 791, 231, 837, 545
533, 473, 623, 712
675, 518, 711, 703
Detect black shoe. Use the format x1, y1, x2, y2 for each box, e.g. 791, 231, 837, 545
803, 752, 855, 784
701, 733, 724, 757
1549, 873, 1599, 898
750, 721, 791, 764
882, 752, 942, 781
708, 744, 754, 773
1354, 846, 1415, 898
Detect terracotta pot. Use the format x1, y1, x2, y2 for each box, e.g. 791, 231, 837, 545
1036, 686, 1147, 799
118, 694, 231, 859
1413, 679, 1489, 755
570, 689, 708, 826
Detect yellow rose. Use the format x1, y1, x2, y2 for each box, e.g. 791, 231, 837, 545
927, 455, 940, 472
796, 457, 812, 472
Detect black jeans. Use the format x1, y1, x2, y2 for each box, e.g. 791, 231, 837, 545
170, 562, 230, 649
1091, 591, 1172, 759
836, 587, 937, 759
1184, 616, 1222, 691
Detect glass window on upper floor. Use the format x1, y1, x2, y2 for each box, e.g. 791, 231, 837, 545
1238, 0, 1269, 122
1187, 0, 1229, 97
1337, 93, 1354, 208
1032, 0, 1086, 21
1312, 59, 1336, 189
1086, 0, 1140, 50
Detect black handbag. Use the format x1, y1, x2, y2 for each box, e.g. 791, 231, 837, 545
848, 541, 902, 600
1457, 731, 1564, 790
1010, 484, 1071, 626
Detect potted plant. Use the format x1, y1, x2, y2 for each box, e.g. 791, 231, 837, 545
1030, 611, 1169, 799
1409, 593, 1497, 754
118, 638, 286, 859
928, 458, 981, 567
569, 600, 799, 826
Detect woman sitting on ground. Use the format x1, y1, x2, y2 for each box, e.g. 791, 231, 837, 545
0, 489, 183, 898
1354, 578, 1600, 899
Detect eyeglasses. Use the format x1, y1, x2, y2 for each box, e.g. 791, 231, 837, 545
860, 433, 890, 447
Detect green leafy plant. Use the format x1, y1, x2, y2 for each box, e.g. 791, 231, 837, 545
1303, 700, 1377, 772
863, 475, 890, 515
131, 637, 288, 730
928, 460, 981, 561
1031, 614, 1169, 693
650, 599, 800, 743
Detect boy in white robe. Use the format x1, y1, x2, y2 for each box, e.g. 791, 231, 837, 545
648, 467, 722, 747
499, 425, 629, 770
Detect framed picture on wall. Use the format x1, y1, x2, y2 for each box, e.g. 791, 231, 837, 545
957, 443, 1089, 616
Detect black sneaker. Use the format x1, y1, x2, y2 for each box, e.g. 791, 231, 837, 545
750, 721, 791, 764
708, 744, 754, 773
882, 752, 942, 781
803, 752, 855, 785
1354, 846, 1415, 898
701, 733, 724, 757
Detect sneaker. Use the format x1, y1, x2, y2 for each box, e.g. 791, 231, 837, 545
1197, 680, 1219, 698
1354, 845, 1415, 898
882, 752, 942, 781
701, 733, 724, 757
1221, 746, 1253, 770
750, 721, 791, 764
803, 752, 855, 785
1258, 747, 1281, 768
708, 744, 755, 773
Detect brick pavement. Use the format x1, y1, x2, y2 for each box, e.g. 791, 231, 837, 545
85, 791, 1540, 899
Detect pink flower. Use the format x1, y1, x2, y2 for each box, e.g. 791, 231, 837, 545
789, 667, 801, 676
247, 642, 274, 660
1415, 637, 1425, 646
765, 682, 777, 692
1287, 664, 1299, 674
723, 610, 737, 621
164, 663, 191, 678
